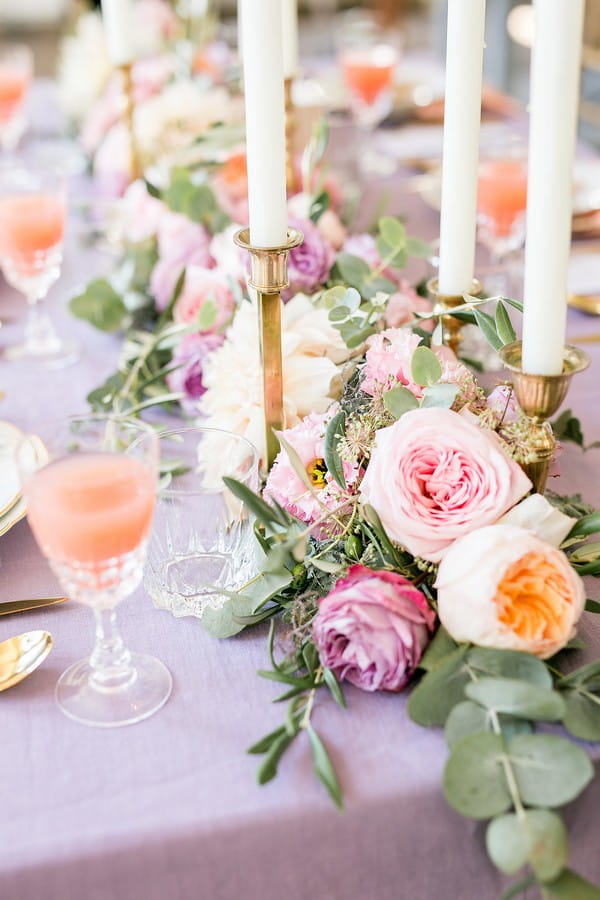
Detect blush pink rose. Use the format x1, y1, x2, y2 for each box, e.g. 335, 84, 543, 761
313, 565, 436, 692
150, 212, 214, 309
173, 266, 235, 333
359, 408, 532, 563
385, 280, 433, 328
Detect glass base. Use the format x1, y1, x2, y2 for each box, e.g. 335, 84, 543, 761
55, 652, 172, 728
4, 338, 80, 369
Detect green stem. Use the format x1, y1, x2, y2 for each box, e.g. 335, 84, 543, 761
300, 667, 324, 730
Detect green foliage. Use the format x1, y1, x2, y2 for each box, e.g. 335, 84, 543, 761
70, 279, 127, 332
162, 167, 231, 232
411, 345, 442, 386
487, 810, 567, 881
324, 410, 347, 489
383, 384, 419, 419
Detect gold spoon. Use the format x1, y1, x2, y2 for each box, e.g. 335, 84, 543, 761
0, 630, 53, 691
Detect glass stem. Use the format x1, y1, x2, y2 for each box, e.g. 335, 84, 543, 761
90, 607, 134, 691
24, 294, 61, 355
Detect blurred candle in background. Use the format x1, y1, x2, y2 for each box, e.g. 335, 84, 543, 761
437, 0, 486, 295
522, 0, 585, 375
240, 0, 287, 246
100, 0, 134, 65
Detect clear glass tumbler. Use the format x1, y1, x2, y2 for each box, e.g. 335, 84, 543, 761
144, 426, 259, 619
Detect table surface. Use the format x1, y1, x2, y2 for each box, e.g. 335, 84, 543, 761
1, 88, 600, 900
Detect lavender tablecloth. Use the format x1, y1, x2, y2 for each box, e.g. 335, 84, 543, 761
1, 97, 600, 900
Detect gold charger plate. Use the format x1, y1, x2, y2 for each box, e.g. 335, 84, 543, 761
0, 433, 49, 538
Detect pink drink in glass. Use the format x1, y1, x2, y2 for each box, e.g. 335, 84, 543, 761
0, 44, 32, 150
26, 454, 156, 572
341, 47, 396, 106
0, 193, 65, 280
477, 159, 528, 238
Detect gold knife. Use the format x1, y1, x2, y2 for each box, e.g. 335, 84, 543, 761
0, 597, 68, 616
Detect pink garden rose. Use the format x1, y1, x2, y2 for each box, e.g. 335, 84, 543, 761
313, 565, 436, 692
172, 266, 235, 333
150, 212, 214, 309
111, 179, 165, 244
359, 408, 532, 562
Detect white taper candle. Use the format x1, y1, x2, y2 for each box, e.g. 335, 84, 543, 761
522, 0, 585, 375
282, 0, 299, 79
100, 0, 135, 66
438, 0, 486, 295
240, 0, 288, 247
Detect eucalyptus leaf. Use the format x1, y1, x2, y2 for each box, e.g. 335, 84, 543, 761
70, 279, 127, 332
408, 646, 470, 726
405, 235, 433, 258
465, 678, 566, 721
383, 384, 419, 419
411, 345, 443, 387
509, 733, 594, 807
196, 298, 217, 331
335, 253, 371, 291
238, 569, 292, 613
561, 687, 600, 741
376, 235, 407, 269
421, 382, 460, 409
467, 648, 552, 688
443, 732, 511, 819
559, 659, 600, 688
419, 627, 459, 671
445, 701, 533, 750
486, 809, 567, 881
200, 595, 253, 638
378, 216, 406, 247
307, 725, 344, 810
500, 875, 537, 900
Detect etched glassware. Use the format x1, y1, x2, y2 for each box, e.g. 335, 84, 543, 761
144, 426, 259, 619
19, 414, 172, 727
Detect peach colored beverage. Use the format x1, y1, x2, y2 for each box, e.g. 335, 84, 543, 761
342, 51, 395, 105
477, 160, 528, 237
0, 193, 65, 256
26, 454, 156, 563
0, 69, 30, 121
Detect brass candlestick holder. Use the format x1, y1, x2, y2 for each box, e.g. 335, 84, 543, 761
234, 226, 304, 469
117, 62, 142, 181
499, 340, 590, 494
284, 77, 297, 194
427, 277, 483, 356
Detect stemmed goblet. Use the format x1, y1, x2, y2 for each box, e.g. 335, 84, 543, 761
0, 162, 78, 366
18, 414, 172, 727
0, 43, 32, 151
336, 9, 400, 176
477, 151, 528, 296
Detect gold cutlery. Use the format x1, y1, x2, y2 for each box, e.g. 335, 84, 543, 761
568, 293, 600, 316
0, 597, 68, 616
0, 630, 53, 691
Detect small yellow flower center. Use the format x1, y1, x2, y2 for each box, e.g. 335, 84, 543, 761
307, 458, 327, 488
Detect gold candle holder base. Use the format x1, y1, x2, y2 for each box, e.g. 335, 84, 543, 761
498, 340, 590, 494
233, 227, 304, 469
284, 77, 297, 195
426, 276, 483, 356
117, 62, 142, 181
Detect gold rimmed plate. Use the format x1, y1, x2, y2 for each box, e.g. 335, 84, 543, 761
0, 431, 49, 538
0, 421, 25, 517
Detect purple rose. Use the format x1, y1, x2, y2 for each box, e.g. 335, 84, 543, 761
167, 333, 223, 414
313, 565, 436, 692
150, 211, 214, 310
284, 216, 335, 298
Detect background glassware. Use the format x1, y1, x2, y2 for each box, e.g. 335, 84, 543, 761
144, 426, 259, 620
19, 414, 172, 727
477, 151, 528, 295
0, 162, 78, 367
336, 9, 401, 176
0, 43, 32, 151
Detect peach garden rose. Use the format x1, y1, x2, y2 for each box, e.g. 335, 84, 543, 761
435, 524, 585, 658
359, 407, 532, 562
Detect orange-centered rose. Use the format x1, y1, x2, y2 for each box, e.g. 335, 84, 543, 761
436, 525, 585, 658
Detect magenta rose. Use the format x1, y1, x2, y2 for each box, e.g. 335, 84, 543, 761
313, 565, 435, 692
359, 408, 532, 563
166, 332, 223, 414
172, 266, 235, 333
284, 216, 335, 298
